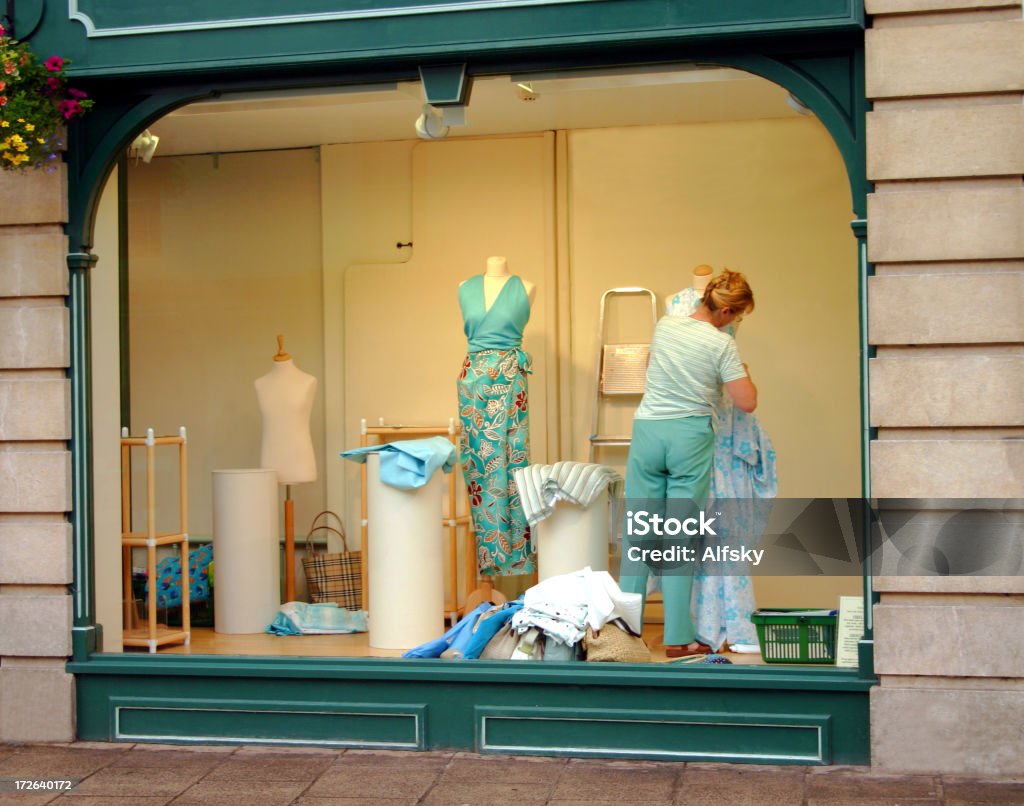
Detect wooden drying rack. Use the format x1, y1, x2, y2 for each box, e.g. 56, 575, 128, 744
120, 426, 191, 653
358, 418, 476, 621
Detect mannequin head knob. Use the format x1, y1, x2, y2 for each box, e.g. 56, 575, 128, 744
273, 334, 291, 362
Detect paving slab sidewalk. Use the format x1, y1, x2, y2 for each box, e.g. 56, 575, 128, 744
1, 743, 1022, 805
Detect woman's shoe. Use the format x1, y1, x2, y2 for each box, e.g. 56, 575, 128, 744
665, 641, 713, 658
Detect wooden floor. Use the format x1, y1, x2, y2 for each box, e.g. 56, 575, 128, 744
151, 624, 768, 664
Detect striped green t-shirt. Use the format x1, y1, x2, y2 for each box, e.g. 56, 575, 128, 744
634, 315, 747, 420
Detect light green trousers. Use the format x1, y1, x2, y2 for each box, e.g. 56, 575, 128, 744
618, 416, 714, 645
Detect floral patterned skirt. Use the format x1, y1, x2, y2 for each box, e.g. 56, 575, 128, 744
457, 348, 534, 576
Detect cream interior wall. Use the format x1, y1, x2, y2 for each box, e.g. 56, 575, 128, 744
92, 167, 123, 651
126, 150, 326, 547
320, 140, 416, 552
116, 115, 860, 628
565, 119, 862, 608
327, 135, 555, 600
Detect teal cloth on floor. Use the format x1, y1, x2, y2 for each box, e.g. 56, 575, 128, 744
267, 602, 368, 635
340, 436, 456, 489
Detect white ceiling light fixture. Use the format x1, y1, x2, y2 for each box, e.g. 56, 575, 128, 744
414, 104, 449, 140
785, 92, 813, 116
130, 129, 160, 162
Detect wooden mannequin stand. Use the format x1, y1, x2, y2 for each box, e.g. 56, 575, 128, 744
256, 335, 317, 605
284, 485, 295, 602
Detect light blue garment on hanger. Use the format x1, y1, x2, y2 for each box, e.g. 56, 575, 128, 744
340, 436, 456, 490
667, 286, 777, 651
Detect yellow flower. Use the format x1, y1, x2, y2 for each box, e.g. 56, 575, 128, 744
36, 137, 44, 144
0, 120, 8, 127
9, 152, 29, 165
24, 123, 34, 132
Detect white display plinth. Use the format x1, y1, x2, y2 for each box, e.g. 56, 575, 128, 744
535, 495, 610, 581
367, 453, 444, 649
212, 469, 280, 633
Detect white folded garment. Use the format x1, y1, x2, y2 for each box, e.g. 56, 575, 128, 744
524, 566, 643, 636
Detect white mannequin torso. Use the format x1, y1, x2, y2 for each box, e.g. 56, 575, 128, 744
666, 265, 713, 310
254, 358, 318, 484
461, 255, 536, 310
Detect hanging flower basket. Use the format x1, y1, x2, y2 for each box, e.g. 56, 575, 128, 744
0, 23, 93, 171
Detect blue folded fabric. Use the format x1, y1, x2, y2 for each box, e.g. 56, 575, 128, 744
459, 599, 524, 660
340, 436, 456, 490
402, 602, 492, 658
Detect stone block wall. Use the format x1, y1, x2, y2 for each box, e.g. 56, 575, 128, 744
865, 0, 1024, 776
0, 167, 76, 742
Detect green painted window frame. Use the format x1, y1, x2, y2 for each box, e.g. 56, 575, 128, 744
54, 7, 874, 697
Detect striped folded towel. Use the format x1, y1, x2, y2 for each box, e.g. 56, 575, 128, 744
514, 461, 623, 528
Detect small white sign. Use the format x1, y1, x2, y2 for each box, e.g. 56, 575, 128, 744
835, 595, 865, 668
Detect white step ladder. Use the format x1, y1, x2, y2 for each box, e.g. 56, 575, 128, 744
588, 287, 659, 462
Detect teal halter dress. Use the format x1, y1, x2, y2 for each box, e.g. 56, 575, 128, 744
457, 274, 535, 576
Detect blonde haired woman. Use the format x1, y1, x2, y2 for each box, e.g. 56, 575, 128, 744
620, 270, 757, 658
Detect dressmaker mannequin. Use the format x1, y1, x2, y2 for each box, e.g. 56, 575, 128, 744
255, 335, 317, 601
458, 256, 536, 611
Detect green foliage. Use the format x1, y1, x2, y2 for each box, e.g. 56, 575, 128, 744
0, 24, 94, 170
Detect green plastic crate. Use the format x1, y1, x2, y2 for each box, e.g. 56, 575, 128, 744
750, 608, 837, 664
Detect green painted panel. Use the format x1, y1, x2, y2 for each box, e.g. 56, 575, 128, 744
71, 662, 870, 764
71, 0, 609, 32
112, 697, 425, 748
477, 707, 830, 763
27, 1, 862, 79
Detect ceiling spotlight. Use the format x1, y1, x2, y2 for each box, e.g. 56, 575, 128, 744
414, 104, 449, 140
515, 82, 538, 102
784, 92, 812, 116
131, 129, 160, 162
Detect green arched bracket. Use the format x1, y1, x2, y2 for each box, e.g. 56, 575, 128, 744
65, 87, 220, 253
64, 50, 866, 253
726, 52, 867, 218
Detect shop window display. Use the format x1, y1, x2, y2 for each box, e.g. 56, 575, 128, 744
92, 66, 862, 665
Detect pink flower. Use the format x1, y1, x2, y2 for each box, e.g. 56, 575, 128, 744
0, 96, 7, 107
0, 24, 5, 36
58, 99, 81, 119
44, 56, 64, 72
3, 62, 14, 75
68, 88, 88, 99
46, 77, 61, 91
0, 81, 5, 92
